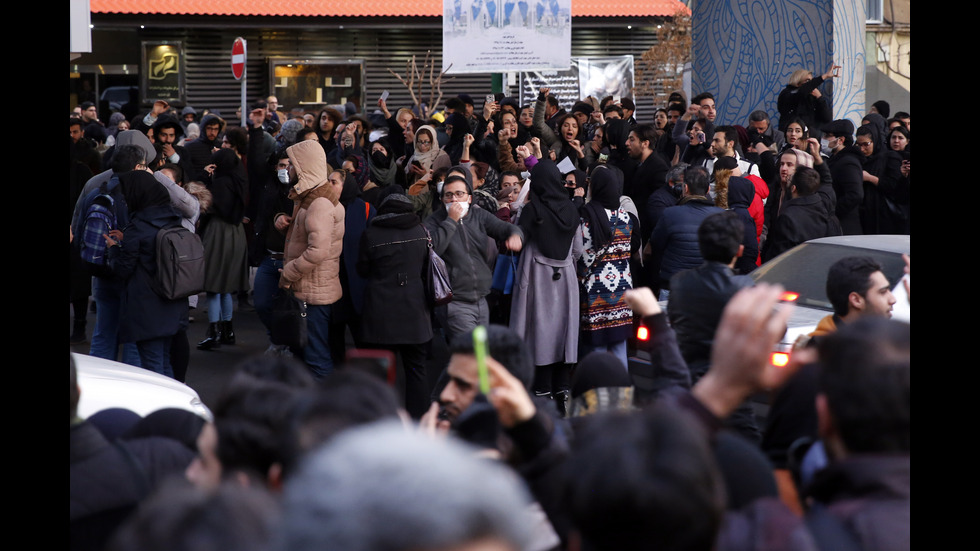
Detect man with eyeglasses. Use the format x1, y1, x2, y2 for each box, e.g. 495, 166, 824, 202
425, 172, 524, 341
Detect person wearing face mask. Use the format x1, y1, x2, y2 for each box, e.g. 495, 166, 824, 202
368, 137, 398, 189
250, 151, 305, 353
424, 169, 524, 343
820, 120, 865, 235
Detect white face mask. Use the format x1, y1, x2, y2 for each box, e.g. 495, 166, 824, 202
436, 180, 444, 196
277, 168, 290, 184
457, 201, 470, 215
820, 137, 830, 150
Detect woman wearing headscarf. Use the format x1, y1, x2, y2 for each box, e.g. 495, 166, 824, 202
197, 148, 249, 350
509, 160, 581, 408
104, 170, 186, 377
856, 123, 907, 234
442, 112, 470, 166
576, 164, 637, 370
405, 125, 451, 191
357, 189, 433, 418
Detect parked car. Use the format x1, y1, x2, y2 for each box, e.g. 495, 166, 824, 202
750, 235, 910, 363
72, 353, 212, 421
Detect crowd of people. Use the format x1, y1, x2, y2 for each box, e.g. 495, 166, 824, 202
70, 67, 910, 550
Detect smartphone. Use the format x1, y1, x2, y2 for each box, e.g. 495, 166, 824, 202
833, 66, 841, 77
380, 90, 390, 101
485, 94, 495, 105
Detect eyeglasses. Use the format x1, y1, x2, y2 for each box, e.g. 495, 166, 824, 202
443, 191, 469, 200
856, 141, 873, 148
418, 140, 432, 145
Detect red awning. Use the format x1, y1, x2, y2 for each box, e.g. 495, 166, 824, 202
91, 0, 687, 18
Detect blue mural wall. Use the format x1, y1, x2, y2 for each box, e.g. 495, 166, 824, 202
692, 0, 865, 131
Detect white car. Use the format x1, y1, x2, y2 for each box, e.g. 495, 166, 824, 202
72, 353, 212, 421
750, 235, 910, 363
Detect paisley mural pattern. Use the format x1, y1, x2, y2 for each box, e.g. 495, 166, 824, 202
691, 0, 864, 130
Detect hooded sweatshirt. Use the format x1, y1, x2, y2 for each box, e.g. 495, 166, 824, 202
281, 140, 345, 305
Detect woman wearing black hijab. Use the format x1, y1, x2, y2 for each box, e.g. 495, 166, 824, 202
509, 160, 581, 407
104, 170, 185, 377
576, 164, 637, 370
198, 148, 249, 350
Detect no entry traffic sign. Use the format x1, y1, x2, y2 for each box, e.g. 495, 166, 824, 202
231, 37, 246, 80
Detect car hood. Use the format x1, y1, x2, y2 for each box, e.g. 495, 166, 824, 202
72, 353, 212, 421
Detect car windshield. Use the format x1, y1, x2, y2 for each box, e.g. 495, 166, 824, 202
751, 243, 907, 311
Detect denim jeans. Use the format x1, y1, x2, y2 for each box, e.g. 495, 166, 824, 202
90, 277, 141, 367
305, 304, 333, 379
253, 256, 284, 337
579, 340, 629, 372
207, 293, 233, 323
138, 337, 174, 378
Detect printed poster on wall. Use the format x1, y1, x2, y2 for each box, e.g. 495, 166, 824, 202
443, 0, 572, 73
519, 56, 634, 114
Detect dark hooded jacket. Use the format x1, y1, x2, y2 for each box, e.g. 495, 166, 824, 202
107, 171, 186, 343
184, 114, 226, 181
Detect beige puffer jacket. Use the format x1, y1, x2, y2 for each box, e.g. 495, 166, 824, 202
280, 140, 345, 305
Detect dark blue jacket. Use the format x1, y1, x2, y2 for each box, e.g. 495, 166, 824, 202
650, 197, 723, 286
108, 204, 186, 343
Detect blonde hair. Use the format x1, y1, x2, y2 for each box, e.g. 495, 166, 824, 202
788, 69, 813, 88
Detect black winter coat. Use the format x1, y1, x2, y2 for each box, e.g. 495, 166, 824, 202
357, 214, 433, 344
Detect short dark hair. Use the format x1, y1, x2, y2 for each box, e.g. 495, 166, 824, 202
444, 97, 464, 112
856, 125, 874, 140
714, 125, 737, 145
546, 96, 560, 110
790, 166, 820, 196
692, 92, 715, 106
223, 127, 248, 154
70, 117, 84, 130
213, 379, 308, 482
826, 256, 882, 317
748, 110, 770, 123
295, 127, 318, 142
111, 144, 146, 173
158, 163, 184, 185
449, 325, 533, 390
894, 111, 910, 120
683, 166, 710, 196
818, 317, 910, 453
602, 104, 624, 118
631, 124, 657, 148
499, 170, 522, 183
698, 211, 743, 263
667, 103, 685, 116
566, 407, 725, 551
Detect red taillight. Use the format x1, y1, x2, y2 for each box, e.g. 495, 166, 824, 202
637, 325, 650, 341
771, 351, 790, 367
780, 291, 799, 302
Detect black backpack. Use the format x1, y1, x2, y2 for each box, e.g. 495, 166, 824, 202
152, 226, 206, 300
